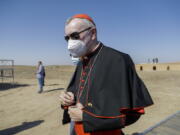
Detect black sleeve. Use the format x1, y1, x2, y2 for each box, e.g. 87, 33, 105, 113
125, 54, 154, 107
82, 112, 125, 133
62, 109, 71, 124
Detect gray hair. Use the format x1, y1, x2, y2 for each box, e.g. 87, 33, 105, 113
65, 18, 96, 29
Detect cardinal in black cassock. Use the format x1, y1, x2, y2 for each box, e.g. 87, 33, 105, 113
61, 14, 153, 135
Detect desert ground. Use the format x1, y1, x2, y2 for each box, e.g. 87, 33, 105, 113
0, 65, 180, 135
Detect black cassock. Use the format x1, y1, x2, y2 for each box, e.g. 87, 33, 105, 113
62, 43, 153, 133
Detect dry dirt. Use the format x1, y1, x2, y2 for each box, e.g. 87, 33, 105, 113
0, 65, 180, 135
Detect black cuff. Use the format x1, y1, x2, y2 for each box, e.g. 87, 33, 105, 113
82, 112, 125, 133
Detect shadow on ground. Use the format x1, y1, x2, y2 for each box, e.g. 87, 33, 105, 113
132, 133, 143, 135
0, 83, 29, 91
46, 84, 60, 86
0, 120, 44, 135
44, 88, 64, 93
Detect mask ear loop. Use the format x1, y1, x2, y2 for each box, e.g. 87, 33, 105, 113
84, 28, 92, 44
81, 27, 93, 40
81, 28, 93, 49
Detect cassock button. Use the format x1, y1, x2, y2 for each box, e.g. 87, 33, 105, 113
81, 79, 85, 82
87, 102, 93, 107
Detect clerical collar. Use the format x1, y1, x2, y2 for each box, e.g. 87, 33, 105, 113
83, 42, 102, 60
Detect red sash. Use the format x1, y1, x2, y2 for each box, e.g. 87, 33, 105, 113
74, 122, 122, 135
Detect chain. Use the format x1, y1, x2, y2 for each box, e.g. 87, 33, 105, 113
76, 43, 103, 102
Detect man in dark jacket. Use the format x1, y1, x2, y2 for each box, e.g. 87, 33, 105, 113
59, 14, 153, 135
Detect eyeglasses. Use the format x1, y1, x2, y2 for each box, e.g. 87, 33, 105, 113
64, 27, 91, 41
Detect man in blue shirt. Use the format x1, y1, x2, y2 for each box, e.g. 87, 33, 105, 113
36, 61, 45, 93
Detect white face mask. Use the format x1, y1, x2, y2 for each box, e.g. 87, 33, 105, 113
68, 39, 88, 57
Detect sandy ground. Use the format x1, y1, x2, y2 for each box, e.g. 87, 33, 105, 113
0, 66, 180, 135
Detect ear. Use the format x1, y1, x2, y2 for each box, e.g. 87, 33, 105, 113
91, 29, 97, 40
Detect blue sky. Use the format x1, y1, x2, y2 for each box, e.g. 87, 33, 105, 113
0, 0, 179, 65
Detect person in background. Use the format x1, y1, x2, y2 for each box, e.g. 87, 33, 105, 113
70, 54, 80, 65
36, 61, 45, 93
69, 53, 80, 135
